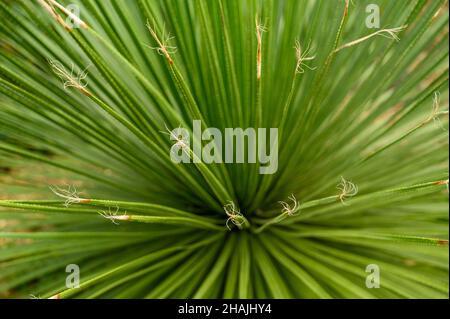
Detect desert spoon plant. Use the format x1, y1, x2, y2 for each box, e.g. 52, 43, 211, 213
0, 0, 448, 298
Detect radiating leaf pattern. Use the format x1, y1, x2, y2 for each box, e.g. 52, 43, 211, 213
0, 0, 448, 298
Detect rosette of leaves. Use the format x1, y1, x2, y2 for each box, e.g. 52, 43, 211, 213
0, 0, 448, 299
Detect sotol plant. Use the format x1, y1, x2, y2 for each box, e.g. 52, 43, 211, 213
0, 0, 448, 299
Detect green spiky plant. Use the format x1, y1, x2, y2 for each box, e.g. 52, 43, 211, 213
0, 0, 448, 299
